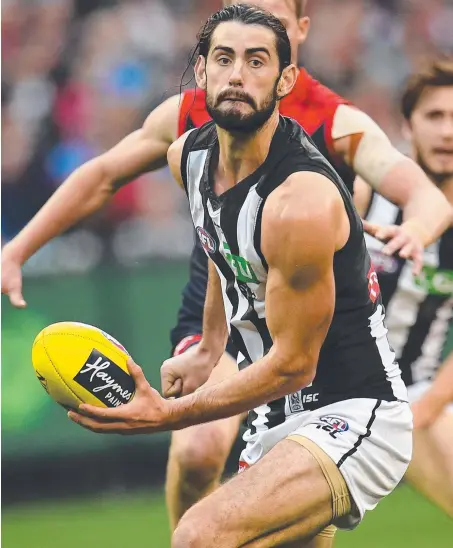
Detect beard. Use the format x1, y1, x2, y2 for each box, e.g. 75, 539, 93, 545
206, 81, 278, 134
416, 150, 453, 187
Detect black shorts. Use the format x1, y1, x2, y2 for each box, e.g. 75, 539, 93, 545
170, 237, 238, 358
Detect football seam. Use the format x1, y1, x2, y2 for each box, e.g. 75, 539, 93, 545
40, 332, 127, 364
41, 333, 84, 405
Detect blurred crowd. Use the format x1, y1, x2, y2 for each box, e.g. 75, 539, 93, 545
2, 0, 453, 264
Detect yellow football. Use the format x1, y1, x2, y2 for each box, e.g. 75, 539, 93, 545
32, 322, 135, 410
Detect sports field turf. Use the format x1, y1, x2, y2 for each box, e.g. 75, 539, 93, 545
2, 484, 452, 547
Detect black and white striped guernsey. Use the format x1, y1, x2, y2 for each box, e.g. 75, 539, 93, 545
180, 116, 408, 433
365, 191, 453, 387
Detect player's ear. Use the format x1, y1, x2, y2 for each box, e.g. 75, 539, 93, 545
297, 16, 310, 44
277, 64, 298, 100
401, 119, 412, 142
195, 56, 207, 90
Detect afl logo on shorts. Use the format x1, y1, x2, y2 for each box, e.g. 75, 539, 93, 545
320, 416, 349, 432
196, 227, 216, 254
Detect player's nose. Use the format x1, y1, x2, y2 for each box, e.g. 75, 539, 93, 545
228, 60, 245, 87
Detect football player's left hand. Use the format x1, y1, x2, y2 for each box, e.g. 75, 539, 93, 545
362, 220, 425, 275
68, 358, 170, 435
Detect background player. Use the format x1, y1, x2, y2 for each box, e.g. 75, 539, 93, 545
1, 0, 451, 531
355, 58, 453, 516
68, 7, 413, 547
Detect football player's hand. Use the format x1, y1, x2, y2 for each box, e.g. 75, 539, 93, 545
1, 247, 26, 308
411, 395, 444, 430
362, 220, 425, 275
161, 344, 215, 398
68, 358, 170, 434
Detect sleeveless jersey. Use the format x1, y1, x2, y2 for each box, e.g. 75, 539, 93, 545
180, 116, 407, 433
365, 192, 453, 386
170, 69, 355, 349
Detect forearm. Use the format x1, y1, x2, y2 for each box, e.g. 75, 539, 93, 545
381, 158, 453, 245
198, 260, 228, 363
3, 160, 113, 264
168, 349, 312, 429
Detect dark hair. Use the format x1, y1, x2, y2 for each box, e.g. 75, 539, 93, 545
401, 57, 453, 120
197, 4, 292, 72
224, 0, 307, 18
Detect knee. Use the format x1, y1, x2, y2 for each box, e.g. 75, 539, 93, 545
172, 512, 212, 548
171, 521, 200, 548
171, 426, 230, 487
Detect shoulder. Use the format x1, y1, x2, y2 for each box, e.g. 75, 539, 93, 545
331, 104, 389, 140
167, 130, 196, 189
305, 72, 349, 108
261, 172, 348, 266
177, 88, 211, 136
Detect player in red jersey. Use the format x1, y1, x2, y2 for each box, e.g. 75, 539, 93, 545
2, 0, 452, 538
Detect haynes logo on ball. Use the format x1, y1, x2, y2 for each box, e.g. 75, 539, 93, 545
74, 350, 135, 407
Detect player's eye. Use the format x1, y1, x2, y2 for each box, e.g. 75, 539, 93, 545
249, 58, 263, 68
218, 56, 231, 66
426, 111, 444, 121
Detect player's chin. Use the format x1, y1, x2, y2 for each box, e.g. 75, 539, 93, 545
429, 156, 453, 174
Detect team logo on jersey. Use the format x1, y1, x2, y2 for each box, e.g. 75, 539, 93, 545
223, 242, 258, 284
415, 265, 453, 296
196, 227, 216, 254
367, 264, 381, 303
315, 415, 349, 439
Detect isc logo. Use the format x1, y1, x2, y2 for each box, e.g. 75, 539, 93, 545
196, 227, 216, 254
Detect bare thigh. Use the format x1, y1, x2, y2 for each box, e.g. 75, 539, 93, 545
172, 439, 336, 548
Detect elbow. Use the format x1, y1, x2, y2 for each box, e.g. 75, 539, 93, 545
276, 356, 317, 394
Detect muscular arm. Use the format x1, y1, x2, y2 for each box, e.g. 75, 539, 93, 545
2, 94, 180, 265
333, 104, 452, 246
165, 173, 348, 429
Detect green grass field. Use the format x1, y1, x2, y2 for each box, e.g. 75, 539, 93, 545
2, 484, 452, 548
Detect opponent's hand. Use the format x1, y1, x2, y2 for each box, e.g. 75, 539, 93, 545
68, 358, 171, 434
1, 248, 26, 308
362, 220, 425, 275
411, 395, 444, 430
161, 345, 215, 398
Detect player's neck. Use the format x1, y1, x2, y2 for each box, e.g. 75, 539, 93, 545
216, 113, 279, 188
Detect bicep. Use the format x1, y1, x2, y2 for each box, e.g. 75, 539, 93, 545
265, 237, 335, 371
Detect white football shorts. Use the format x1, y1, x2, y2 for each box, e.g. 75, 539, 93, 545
239, 398, 413, 529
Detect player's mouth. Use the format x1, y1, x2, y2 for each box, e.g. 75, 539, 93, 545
432, 148, 453, 157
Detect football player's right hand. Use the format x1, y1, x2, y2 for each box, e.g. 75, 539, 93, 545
1, 248, 26, 308
161, 345, 215, 399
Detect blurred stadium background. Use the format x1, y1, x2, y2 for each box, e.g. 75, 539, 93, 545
2, 0, 453, 546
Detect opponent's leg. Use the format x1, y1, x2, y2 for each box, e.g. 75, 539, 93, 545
405, 409, 453, 516
166, 352, 241, 529
172, 438, 351, 548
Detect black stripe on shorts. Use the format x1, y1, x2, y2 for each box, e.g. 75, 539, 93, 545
337, 400, 382, 468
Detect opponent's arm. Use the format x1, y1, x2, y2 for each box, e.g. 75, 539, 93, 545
70, 173, 347, 433
352, 176, 373, 218
333, 105, 453, 269
2, 94, 180, 306
412, 351, 453, 429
